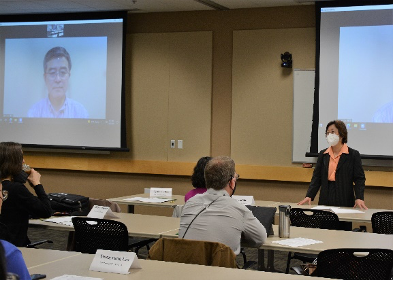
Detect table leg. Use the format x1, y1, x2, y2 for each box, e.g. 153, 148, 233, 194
128, 205, 135, 213
258, 249, 277, 272
257, 249, 266, 271
266, 250, 276, 271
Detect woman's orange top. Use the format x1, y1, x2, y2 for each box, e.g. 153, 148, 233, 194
324, 143, 349, 181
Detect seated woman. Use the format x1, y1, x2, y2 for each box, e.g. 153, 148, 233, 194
0, 183, 31, 280
0, 142, 52, 247
185, 156, 212, 203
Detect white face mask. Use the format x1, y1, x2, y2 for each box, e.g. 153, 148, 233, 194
326, 133, 340, 147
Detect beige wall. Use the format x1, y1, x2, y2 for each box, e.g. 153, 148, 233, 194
24, 6, 392, 213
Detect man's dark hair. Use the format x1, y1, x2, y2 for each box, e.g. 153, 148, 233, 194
191, 156, 212, 188
325, 120, 348, 143
43, 46, 72, 72
204, 156, 235, 191
0, 142, 23, 180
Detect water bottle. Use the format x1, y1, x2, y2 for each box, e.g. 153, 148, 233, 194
279, 205, 291, 238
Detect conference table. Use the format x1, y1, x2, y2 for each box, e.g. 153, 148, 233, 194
162, 223, 393, 271
30, 198, 392, 273
108, 192, 390, 224
22, 247, 328, 280
108, 193, 185, 213
30, 212, 181, 239
254, 200, 391, 224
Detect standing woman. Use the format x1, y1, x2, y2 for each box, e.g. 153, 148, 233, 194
0, 142, 52, 247
298, 120, 367, 225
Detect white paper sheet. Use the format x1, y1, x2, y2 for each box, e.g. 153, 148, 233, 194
272, 237, 323, 247
311, 206, 364, 214
45, 216, 74, 226
51, 275, 102, 280
122, 197, 173, 203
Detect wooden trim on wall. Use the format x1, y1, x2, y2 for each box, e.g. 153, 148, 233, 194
24, 155, 392, 187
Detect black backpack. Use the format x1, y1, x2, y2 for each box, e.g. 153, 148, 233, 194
48, 193, 89, 215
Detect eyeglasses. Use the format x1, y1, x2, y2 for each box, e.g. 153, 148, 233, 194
228, 174, 240, 182
46, 70, 69, 80
0, 190, 8, 201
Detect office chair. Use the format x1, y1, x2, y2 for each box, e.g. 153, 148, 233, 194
0, 222, 52, 248
148, 237, 238, 269
286, 208, 340, 274
371, 211, 393, 234
240, 206, 277, 269
317, 248, 393, 280
72, 217, 155, 255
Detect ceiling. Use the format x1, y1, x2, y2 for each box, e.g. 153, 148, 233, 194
0, 0, 316, 15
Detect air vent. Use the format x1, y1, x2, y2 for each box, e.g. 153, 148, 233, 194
194, 0, 229, 10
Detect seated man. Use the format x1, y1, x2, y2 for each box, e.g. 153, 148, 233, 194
178, 156, 267, 255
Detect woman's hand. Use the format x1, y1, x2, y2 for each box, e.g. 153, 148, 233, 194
354, 199, 368, 210
297, 197, 312, 205
27, 168, 41, 187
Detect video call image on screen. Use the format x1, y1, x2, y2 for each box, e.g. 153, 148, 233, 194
0, 14, 125, 149
4, 36, 107, 119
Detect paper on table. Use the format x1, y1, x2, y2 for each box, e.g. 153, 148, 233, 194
272, 237, 323, 247
122, 197, 173, 203
51, 275, 102, 280
45, 216, 74, 226
312, 206, 364, 214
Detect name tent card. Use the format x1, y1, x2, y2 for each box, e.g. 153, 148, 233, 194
87, 205, 119, 219
150, 187, 172, 197
89, 249, 141, 275
232, 195, 255, 206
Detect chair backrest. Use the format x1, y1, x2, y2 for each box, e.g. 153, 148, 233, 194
246, 206, 276, 236
371, 211, 393, 234
148, 237, 238, 268
289, 208, 340, 230
317, 248, 393, 280
72, 217, 129, 254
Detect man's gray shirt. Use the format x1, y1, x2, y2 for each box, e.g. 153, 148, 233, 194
179, 188, 267, 255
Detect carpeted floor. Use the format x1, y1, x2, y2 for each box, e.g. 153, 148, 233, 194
27, 227, 304, 275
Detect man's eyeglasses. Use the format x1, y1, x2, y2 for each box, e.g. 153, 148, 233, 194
0, 190, 8, 201
228, 174, 240, 182
46, 70, 69, 80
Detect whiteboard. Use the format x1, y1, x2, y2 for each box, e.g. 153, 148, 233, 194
292, 69, 317, 163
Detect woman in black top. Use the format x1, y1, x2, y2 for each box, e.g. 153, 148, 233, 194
298, 120, 367, 209
0, 142, 52, 247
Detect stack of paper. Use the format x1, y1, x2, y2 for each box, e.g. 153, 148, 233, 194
45, 216, 74, 226
272, 237, 323, 247
312, 206, 364, 214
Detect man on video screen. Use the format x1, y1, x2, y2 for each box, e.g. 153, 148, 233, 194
28, 46, 89, 118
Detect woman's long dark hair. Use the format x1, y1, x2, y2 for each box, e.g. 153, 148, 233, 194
0, 142, 23, 180
191, 156, 212, 188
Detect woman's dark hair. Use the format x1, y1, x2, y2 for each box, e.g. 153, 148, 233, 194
191, 156, 212, 188
0, 142, 23, 180
325, 120, 348, 144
